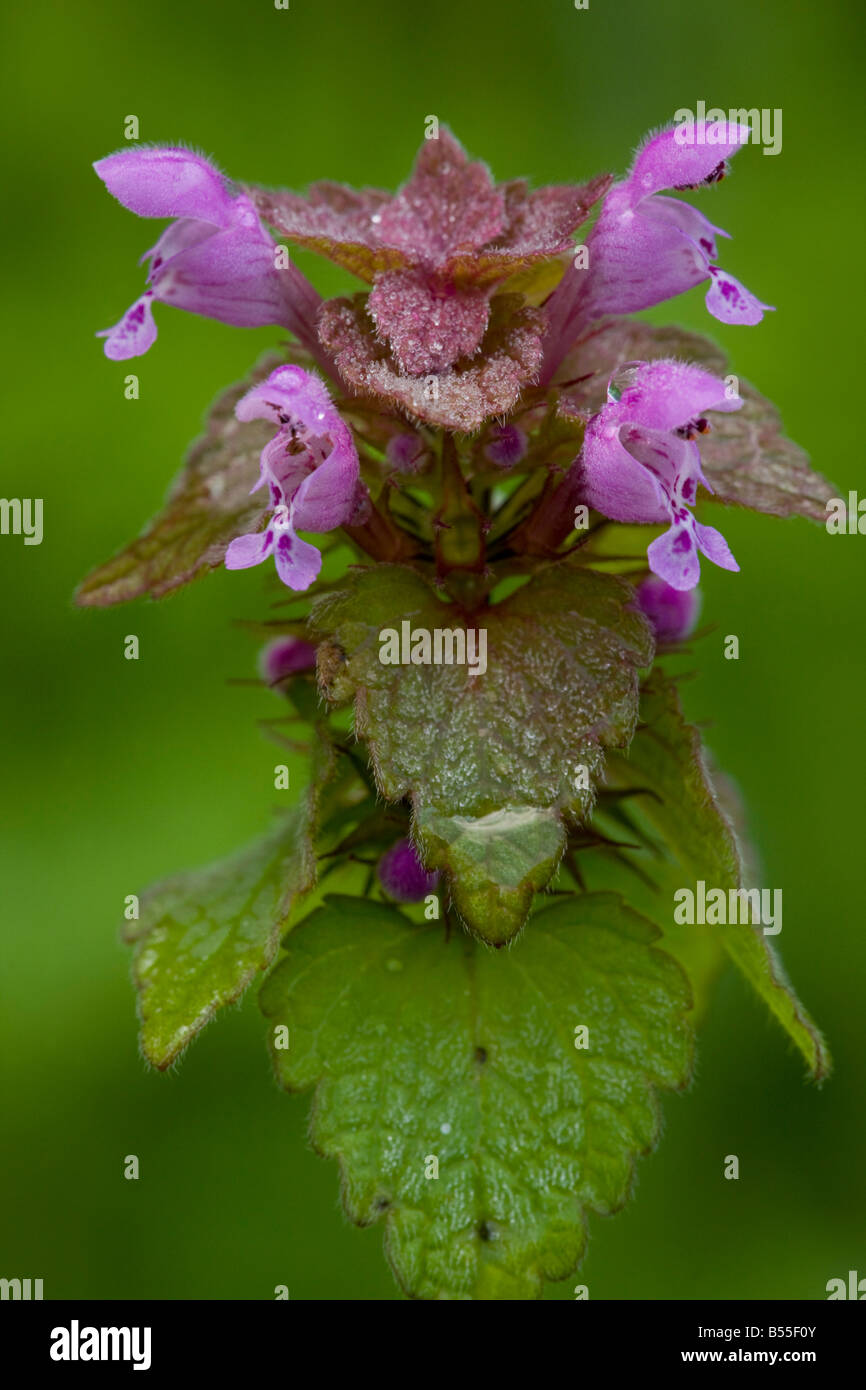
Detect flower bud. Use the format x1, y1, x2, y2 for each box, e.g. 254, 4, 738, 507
483, 423, 528, 468
636, 575, 701, 643
386, 432, 429, 473
377, 836, 439, 903
258, 636, 318, 686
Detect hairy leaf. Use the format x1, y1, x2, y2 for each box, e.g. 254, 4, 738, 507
76, 354, 284, 606
600, 671, 829, 1077
318, 293, 545, 433
248, 131, 608, 291
249, 181, 405, 282
311, 562, 653, 941
260, 892, 693, 1299
125, 739, 334, 1068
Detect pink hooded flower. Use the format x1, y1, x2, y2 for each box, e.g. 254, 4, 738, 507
94, 147, 309, 359
578, 359, 742, 590
225, 365, 363, 591
543, 122, 773, 380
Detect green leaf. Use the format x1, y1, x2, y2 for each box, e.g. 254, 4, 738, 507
76, 354, 283, 606
600, 671, 829, 1078
125, 738, 334, 1068
312, 562, 653, 942
416, 806, 565, 942
558, 321, 834, 521
260, 892, 693, 1300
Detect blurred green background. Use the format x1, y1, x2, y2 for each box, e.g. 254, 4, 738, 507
2, 0, 863, 1300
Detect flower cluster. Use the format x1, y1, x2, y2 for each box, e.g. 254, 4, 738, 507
94, 121, 775, 592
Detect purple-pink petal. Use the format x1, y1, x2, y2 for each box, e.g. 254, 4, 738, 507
150, 216, 287, 328
612, 359, 741, 433
235, 363, 336, 429
386, 433, 429, 472
94, 147, 234, 225
705, 268, 773, 325
273, 528, 322, 591
647, 523, 701, 591
224, 529, 273, 570
694, 520, 739, 572
580, 420, 669, 523
97, 292, 158, 360
540, 118, 769, 381
377, 837, 439, 903
226, 364, 364, 594
577, 358, 740, 590
484, 422, 528, 468
641, 194, 726, 263
627, 123, 751, 203
94, 151, 316, 359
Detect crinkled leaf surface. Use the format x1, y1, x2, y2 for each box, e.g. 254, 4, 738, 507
249, 180, 406, 282
558, 321, 834, 521
600, 671, 829, 1077
311, 562, 653, 941
249, 132, 608, 291
260, 893, 693, 1299
76, 354, 283, 606
125, 740, 333, 1068
318, 292, 545, 432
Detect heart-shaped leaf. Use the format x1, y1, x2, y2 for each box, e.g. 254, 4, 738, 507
260, 892, 693, 1299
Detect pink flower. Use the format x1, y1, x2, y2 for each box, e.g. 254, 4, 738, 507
578, 359, 742, 590
94, 147, 315, 359
225, 365, 363, 592
543, 122, 773, 380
